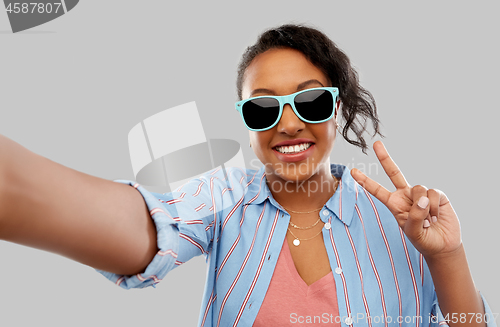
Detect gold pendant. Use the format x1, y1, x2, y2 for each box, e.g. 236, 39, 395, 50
293, 239, 300, 246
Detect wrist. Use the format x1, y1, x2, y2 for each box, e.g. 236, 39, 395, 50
0, 134, 21, 237
424, 243, 466, 266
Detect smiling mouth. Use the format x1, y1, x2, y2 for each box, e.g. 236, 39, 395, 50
274, 142, 313, 154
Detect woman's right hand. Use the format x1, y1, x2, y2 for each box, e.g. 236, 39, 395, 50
0, 133, 158, 276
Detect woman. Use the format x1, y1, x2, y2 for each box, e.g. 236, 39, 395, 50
0, 24, 494, 326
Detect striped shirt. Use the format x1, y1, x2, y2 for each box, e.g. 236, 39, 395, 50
96, 164, 495, 327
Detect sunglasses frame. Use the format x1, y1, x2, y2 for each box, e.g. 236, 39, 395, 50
235, 87, 339, 132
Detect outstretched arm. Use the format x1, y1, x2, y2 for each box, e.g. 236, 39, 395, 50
0, 134, 158, 276
351, 141, 486, 327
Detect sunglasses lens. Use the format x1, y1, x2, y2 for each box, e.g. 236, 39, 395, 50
242, 98, 280, 130
294, 89, 334, 122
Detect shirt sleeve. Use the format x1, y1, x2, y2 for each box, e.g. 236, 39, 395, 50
431, 292, 497, 326
95, 174, 224, 290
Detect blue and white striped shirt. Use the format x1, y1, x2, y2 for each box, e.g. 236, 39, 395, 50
97, 164, 495, 327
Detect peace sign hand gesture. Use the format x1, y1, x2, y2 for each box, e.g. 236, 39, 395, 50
351, 141, 462, 259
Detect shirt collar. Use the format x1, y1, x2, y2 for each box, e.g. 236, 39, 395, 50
324, 163, 358, 227
244, 163, 358, 227
244, 166, 271, 205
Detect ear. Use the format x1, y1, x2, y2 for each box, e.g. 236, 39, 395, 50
335, 99, 340, 118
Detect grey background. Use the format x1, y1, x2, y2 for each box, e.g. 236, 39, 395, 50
0, 1, 498, 326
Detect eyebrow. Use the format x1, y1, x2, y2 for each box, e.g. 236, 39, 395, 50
249, 79, 325, 98
297, 79, 325, 90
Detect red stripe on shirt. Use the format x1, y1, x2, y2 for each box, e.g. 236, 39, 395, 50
205, 221, 214, 232
216, 202, 268, 327
216, 173, 264, 274
344, 223, 372, 327
420, 253, 424, 286
363, 187, 403, 327
179, 233, 204, 254
150, 207, 165, 215
195, 203, 206, 212
330, 181, 352, 322
201, 291, 217, 327
209, 177, 218, 251
328, 218, 352, 322
116, 276, 125, 286
399, 227, 420, 327
219, 195, 244, 238
158, 249, 178, 258
186, 219, 204, 224
233, 209, 279, 327
355, 204, 388, 327
193, 181, 205, 197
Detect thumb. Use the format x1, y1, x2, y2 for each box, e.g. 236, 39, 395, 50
405, 192, 430, 239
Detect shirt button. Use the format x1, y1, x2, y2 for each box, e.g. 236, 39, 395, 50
335, 267, 342, 275
345, 316, 353, 325
324, 222, 331, 230
322, 210, 329, 216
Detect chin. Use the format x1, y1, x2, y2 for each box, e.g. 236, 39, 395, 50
274, 168, 316, 183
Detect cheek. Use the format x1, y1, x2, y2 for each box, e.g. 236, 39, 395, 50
313, 124, 337, 155
249, 131, 262, 152
316, 122, 337, 141
249, 131, 259, 148
249, 131, 273, 154
327, 125, 338, 145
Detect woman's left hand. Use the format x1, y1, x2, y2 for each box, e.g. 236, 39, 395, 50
350, 141, 462, 259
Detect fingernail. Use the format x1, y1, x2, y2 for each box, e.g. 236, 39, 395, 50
417, 196, 429, 209
423, 219, 430, 228
431, 216, 437, 223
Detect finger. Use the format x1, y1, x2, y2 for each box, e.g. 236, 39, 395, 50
427, 189, 441, 223
435, 189, 450, 207
405, 185, 430, 236
373, 141, 410, 190
351, 168, 391, 205
411, 184, 429, 203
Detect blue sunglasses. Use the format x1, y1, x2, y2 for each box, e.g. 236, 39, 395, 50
235, 87, 339, 132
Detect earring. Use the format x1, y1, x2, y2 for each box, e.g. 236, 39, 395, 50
249, 142, 252, 148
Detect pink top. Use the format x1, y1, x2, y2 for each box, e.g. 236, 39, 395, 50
253, 238, 341, 326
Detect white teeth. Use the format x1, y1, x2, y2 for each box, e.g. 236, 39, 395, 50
275, 143, 312, 154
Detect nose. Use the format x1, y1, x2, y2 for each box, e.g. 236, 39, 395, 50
276, 103, 305, 135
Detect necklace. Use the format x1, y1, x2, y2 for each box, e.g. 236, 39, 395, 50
270, 175, 338, 214
289, 217, 321, 230
282, 205, 322, 230
283, 206, 322, 214
287, 226, 324, 246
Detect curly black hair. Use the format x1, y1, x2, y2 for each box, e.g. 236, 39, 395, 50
236, 24, 384, 154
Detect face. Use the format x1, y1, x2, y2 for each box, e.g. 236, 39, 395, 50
242, 48, 338, 185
